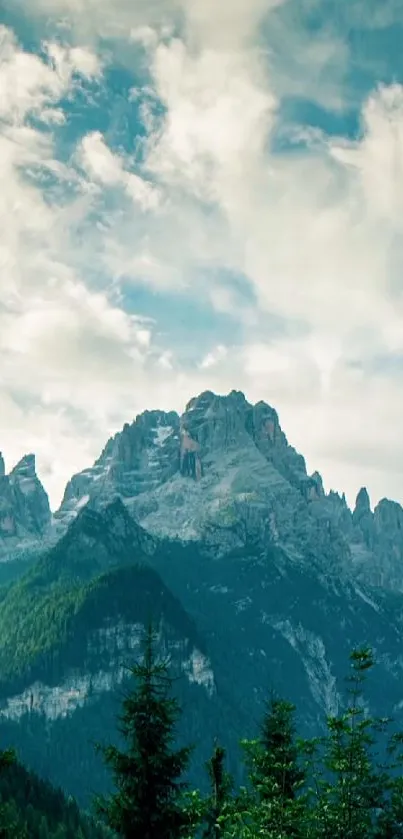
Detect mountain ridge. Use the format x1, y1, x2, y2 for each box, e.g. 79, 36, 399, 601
2, 389, 403, 592
54, 388, 403, 593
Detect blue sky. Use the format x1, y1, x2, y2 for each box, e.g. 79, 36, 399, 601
1, 0, 403, 510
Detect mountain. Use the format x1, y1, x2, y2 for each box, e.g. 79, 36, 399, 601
2, 390, 403, 807
56, 389, 403, 590
56, 390, 341, 563
0, 453, 51, 557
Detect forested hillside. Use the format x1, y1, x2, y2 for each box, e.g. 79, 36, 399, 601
0, 749, 109, 838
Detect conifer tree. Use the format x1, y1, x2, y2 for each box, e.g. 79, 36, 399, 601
202, 742, 232, 839
373, 729, 403, 838
313, 648, 389, 839
0, 748, 26, 839
241, 696, 309, 839
95, 623, 193, 839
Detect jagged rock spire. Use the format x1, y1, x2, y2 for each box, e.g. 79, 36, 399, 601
10, 453, 37, 478
354, 487, 371, 515
0, 452, 51, 543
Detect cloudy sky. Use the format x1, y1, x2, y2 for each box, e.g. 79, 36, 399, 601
1, 0, 403, 511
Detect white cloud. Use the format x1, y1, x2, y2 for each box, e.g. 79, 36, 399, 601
0, 26, 100, 123
128, 20, 403, 510
130, 25, 159, 49
179, 0, 284, 48
137, 26, 403, 369
331, 84, 403, 224
199, 345, 228, 369
78, 130, 159, 208
11, 0, 177, 44
147, 40, 275, 197
0, 28, 162, 504
2, 2, 403, 516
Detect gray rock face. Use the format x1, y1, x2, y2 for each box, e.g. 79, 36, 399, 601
56, 391, 350, 570
58, 391, 312, 524
0, 453, 51, 554
6, 387, 403, 592
180, 390, 307, 488
57, 410, 181, 527
350, 495, 403, 589
355, 487, 371, 515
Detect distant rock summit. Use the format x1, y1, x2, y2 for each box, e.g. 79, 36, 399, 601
2, 389, 403, 591
0, 452, 51, 553
56, 390, 316, 542
50, 389, 403, 591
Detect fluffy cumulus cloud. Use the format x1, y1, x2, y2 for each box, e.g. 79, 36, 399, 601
1, 0, 403, 510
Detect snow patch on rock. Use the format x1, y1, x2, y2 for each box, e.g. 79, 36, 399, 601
154, 425, 173, 446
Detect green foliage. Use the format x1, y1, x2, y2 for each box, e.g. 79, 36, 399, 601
95, 623, 194, 838
2, 606, 403, 839
309, 648, 391, 839
0, 555, 201, 699
194, 648, 403, 839
0, 748, 108, 839
238, 697, 309, 839
201, 743, 233, 839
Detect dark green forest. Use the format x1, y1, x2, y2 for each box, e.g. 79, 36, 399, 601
90, 632, 403, 838
0, 748, 110, 838
3, 628, 403, 838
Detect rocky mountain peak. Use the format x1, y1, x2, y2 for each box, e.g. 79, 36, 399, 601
373, 497, 403, 535
39, 387, 403, 592
180, 390, 299, 474
4, 387, 403, 594
354, 487, 371, 515
311, 471, 324, 493
51, 497, 156, 582
80, 495, 154, 555
171, 390, 307, 494
10, 453, 38, 480
180, 390, 253, 479
351, 487, 373, 548
0, 453, 5, 479
0, 453, 51, 552
56, 390, 326, 554
302, 471, 325, 502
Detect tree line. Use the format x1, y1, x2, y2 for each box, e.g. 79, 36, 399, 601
93, 627, 403, 838
2, 626, 403, 837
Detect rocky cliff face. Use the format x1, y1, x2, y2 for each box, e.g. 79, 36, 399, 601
4, 389, 403, 591
51, 390, 403, 592
55, 392, 347, 571
1, 620, 215, 722
0, 453, 51, 555
56, 410, 180, 527
348, 490, 403, 589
